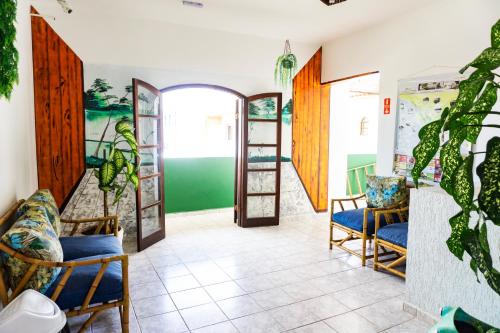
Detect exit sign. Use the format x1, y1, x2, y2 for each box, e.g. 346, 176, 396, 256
384, 98, 391, 115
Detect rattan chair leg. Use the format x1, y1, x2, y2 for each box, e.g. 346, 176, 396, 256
329, 223, 333, 250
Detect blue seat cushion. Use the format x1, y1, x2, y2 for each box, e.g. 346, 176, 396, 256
377, 223, 408, 248
44, 254, 123, 310
60, 235, 123, 261
332, 208, 388, 235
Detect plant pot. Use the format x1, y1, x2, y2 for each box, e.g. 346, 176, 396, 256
429, 307, 498, 333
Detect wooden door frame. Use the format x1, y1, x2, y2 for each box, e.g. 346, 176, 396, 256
133, 78, 166, 251
160, 83, 246, 225
241, 93, 282, 227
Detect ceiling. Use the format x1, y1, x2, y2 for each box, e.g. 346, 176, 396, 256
32, 0, 436, 43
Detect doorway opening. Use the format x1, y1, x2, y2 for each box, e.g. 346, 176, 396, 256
161, 87, 241, 214
328, 72, 380, 202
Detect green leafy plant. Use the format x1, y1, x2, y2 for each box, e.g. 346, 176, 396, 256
274, 40, 298, 88
412, 19, 500, 295
0, 0, 19, 100
94, 118, 140, 230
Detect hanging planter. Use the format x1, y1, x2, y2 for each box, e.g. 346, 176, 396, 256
274, 40, 298, 88
0, 0, 19, 100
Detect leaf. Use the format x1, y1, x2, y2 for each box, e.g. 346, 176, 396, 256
98, 161, 117, 189
129, 174, 139, 189
121, 129, 138, 151
126, 160, 135, 176
457, 83, 498, 143
113, 150, 126, 171
446, 69, 493, 123
411, 120, 442, 186
479, 222, 489, 253
115, 118, 134, 134
440, 129, 466, 195
477, 137, 500, 225
462, 228, 500, 294
452, 154, 474, 212
492, 19, 500, 49
460, 47, 500, 73
446, 211, 469, 260
470, 258, 479, 282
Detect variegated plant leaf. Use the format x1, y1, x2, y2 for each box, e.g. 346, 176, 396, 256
120, 129, 138, 151
113, 150, 126, 171
457, 83, 498, 143
98, 161, 117, 190
411, 120, 442, 187
460, 47, 500, 74
462, 228, 500, 294
440, 129, 466, 195
492, 19, 500, 49
115, 117, 134, 134
477, 137, 500, 225
446, 211, 469, 260
452, 154, 474, 212
446, 69, 493, 124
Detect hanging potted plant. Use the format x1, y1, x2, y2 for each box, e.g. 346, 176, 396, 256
0, 0, 19, 100
275, 40, 298, 88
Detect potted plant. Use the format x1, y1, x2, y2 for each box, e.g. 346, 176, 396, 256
84, 117, 140, 242
412, 19, 500, 330
274, 40, 298, 88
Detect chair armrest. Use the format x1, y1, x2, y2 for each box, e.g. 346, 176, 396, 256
331, 194, 366, 211
0, 241, 128, 308
61, 215, 119, 237
373, 206, 410, 234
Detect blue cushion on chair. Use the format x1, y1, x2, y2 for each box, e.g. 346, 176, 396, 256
59, 235, 123, 261
44, 254, 123, 310
332, 208, 387, 235
377, 223, 408, 248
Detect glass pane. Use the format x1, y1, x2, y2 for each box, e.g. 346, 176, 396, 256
139, 118, 159, 146
247, 196, 275, 218
248, 147, 276, 169
138, 85, 160, 116
248, 122, 277, 145
141, 177, 161, 207
141, 204, 161, 238
248, 97, 278, 120
247, 171, 276, 194
139, 148, 160, 177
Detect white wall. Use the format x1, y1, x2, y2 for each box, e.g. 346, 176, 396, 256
329, 75, 379, 198
0, 0, 38, 213
322, 0, 500, 176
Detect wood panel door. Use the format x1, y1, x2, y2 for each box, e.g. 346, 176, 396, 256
238, 93, 282, 227
133, 79, 165, 251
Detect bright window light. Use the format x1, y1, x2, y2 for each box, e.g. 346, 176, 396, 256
162, 88, 239, 158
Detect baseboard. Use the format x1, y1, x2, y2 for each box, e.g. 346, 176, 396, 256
403, 301, 439, 326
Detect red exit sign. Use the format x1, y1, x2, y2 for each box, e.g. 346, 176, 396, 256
384, 98, 391, 115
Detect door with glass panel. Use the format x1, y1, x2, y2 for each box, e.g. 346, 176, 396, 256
239, 93, 282, 227
133, 79, 165, 251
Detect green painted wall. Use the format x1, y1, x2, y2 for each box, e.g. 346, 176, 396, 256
346, 154, 377, 195
164, 157, 235, 213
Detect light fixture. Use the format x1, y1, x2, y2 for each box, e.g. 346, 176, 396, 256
320, 0, 347, 6
56, 0, 72, 14
182, 0, 204, 8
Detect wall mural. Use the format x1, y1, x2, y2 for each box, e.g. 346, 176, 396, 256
62, 64, 311, 252
84, 78, 134, 167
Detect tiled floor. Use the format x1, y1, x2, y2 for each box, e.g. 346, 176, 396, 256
72, 210, 432, 333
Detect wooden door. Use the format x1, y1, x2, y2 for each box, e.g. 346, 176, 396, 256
133, 79, 165, 251
239, 93, 282, 227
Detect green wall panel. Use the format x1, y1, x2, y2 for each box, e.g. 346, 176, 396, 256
164, 157, 235, 213
346, 154, 376, 195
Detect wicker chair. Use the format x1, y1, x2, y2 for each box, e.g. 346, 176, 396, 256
373, 207, 409, 278
329, 194, 407, 266
0, 200, 130, 333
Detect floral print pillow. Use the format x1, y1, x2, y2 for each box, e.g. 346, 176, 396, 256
15, 189, 61, 236
2, 206, 63, 293
366, 176, 407, 208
